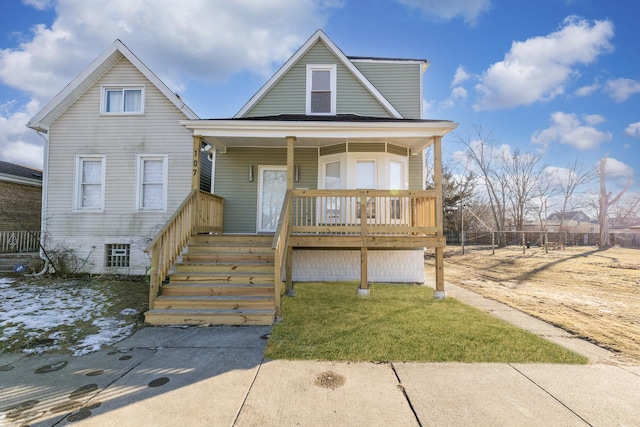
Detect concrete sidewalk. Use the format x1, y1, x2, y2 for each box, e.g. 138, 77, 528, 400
1, 284, 639, 426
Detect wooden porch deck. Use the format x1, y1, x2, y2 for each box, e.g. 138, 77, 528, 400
144, 189, 444, 326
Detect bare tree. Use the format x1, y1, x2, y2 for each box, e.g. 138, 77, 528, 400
503, 149, 546, 231
455, 125, 510, 245
599, 155, 633, 247
552, 159, 596, 232
608, 193, 640, 227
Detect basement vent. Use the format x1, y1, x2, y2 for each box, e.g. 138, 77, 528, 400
105, 244, 130, 268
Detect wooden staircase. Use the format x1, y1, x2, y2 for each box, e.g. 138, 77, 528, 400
144, 234, 277, 326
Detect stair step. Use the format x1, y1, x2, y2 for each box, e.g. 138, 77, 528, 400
155, 295, 274, 310
182, 253, 274, 263
189, 234, 273, 246
175, 263, 274, 274
144, 308, 275, 326
162, 283, 274, 296
169, 272, 274, 285
186, 245, 274, 255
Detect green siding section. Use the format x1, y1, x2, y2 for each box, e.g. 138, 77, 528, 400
215, 147, 318, 233
245, 40, 391, 118
352, 61, 423, 119
408, 151, 425, 190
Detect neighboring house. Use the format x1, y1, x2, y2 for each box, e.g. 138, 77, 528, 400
546, 211, 598, 234
0, 161, 42, 253
0, 161, 43, 232
30, 30, 457, 325
28, 40, 207, 274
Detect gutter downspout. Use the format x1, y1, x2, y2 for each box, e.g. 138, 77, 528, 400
29, 130, 50, 276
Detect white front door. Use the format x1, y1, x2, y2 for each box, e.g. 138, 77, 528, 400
257, 166, 287, 232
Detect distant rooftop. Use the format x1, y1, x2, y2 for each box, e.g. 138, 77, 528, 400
0, 160, 43, 185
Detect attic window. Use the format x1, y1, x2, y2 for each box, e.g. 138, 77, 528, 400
306, 64, 336, 115
101, 85, 144, 114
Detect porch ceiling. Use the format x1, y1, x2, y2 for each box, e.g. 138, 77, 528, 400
180, 118, 458, 154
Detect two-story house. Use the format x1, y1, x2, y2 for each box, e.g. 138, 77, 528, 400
29, 30, 457, 325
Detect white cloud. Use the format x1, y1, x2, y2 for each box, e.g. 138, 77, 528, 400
624, 122, 640, 138
531, 111, 612, 151
602, 157, 634, 178
0, 0, 335, 102
574, 82, 599, 97
396, 0, 491, 26
474, 16, 614, 111
584, 114, 605, 126
22, 0, 54, 10
0, 99, 44, 168
451, 86, 468, 99
451, 66, 471, 86
604, 78, 640, 103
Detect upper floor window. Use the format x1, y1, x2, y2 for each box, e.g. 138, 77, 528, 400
306, 64, 336, 115
74, 155, 106, 211
136, 154, 168, 210
102, 85, 144, 114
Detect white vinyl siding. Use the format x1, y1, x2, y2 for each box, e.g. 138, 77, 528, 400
46, 57, 194, 274
136, 155, 168, 210
101, 85, 144, 114
74, 155, 105, 211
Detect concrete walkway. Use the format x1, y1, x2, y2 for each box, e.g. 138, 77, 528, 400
1, 283, 639, 426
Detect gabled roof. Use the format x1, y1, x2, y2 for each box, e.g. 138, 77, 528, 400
234, 29, 403, 119
28, 40, 198, 132
546, 211, 589, 221
0, 161, 43, 186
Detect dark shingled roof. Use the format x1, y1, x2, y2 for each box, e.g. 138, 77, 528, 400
205, 114, 452, 123
0, 161, 43, 181
348, 55, 429, 63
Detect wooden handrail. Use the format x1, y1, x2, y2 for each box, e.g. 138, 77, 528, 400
289, 189, 438, 236
271, 190, 292, 317
145, 189, 224, 309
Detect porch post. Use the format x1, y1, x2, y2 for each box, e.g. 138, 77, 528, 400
285, 136, 296, 296
192, 136, 201, 190
358, 194, 369, 296
192, 136, 202, 232
434, 136, 446, 299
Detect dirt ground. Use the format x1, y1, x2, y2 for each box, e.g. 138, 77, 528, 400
427, 245, 640, 363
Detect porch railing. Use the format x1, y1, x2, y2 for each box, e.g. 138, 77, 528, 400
271, 190, 292, 317
290, 189, 437, 236
145, 189, 224, 309
0, 231, 41, 253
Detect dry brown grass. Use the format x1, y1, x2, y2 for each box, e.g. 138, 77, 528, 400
427, 245, 640, 363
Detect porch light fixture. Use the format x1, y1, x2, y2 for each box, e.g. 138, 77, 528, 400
294, 164, 299, 182
248, 164, 253, 182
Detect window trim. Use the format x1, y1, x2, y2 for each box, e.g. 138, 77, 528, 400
135, 154, 168, 211
100, 85, 145, 115
73, 155, 106, 212
306, 64, 337, 115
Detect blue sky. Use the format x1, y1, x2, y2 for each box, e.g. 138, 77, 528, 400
0, 0, 638, 204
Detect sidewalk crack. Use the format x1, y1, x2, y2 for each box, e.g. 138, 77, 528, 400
391, 363, 422, 427
509, 364, 593, 427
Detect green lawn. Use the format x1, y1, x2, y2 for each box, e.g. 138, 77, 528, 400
265, 282, 588, 364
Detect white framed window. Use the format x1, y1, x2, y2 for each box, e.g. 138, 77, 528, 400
306, 64, 336, 115
74, 155, 106, 211
136, 154, 168, 210
101, 85, 145, 114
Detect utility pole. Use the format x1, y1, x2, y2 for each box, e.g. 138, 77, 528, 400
461, 204, 465, 255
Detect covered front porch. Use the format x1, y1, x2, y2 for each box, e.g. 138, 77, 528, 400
144, 117, 453, 324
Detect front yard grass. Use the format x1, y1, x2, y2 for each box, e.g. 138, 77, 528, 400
265, 282, 588, 364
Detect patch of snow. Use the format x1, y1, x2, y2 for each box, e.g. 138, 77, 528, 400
0, 277, 138, 356
120, 308, 138, 316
